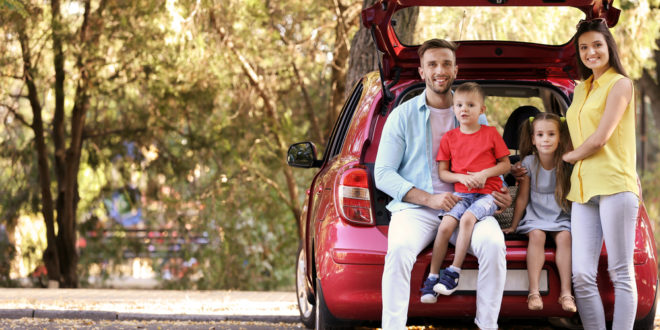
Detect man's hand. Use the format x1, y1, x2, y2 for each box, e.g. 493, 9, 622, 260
510, 161, 528, 182
426, 192, 462, 211
491, 186, 512, 214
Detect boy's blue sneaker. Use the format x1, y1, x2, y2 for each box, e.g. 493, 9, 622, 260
434, 268, 460, 295
420, 276, 440, 303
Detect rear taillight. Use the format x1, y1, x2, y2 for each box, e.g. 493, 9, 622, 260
337, 168, 374, 226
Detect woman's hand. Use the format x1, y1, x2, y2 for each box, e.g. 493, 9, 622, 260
562, 151, 577, 164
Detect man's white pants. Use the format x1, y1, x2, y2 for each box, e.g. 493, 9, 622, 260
381, 207, 506, 330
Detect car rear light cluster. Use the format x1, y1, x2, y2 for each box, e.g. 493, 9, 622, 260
337, 168, 375, 226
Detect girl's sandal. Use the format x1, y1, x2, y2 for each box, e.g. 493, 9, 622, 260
527, 292, 543, 311
558, 295, 577, 312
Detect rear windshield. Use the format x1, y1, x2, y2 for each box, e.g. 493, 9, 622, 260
392, 6, 585, 46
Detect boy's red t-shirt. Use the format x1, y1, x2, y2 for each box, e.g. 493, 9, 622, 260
436, 125, 510, 194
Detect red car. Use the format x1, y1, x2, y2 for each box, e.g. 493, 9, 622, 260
287, 0, 657, 328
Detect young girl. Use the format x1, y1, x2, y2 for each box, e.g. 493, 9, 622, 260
503, 113, 576, 313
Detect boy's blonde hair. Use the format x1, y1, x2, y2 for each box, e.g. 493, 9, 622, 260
454, 82, 485, 103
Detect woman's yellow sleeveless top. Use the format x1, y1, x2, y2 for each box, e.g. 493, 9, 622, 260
566, 67, 638, 203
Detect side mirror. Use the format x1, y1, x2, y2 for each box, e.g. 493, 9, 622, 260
287, 142, 321, 168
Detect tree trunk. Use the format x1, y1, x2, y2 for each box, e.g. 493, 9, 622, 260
17, 27, 61, 285
328, 0, 358, 127
345, 1, 418, 95
636, 37, 660, 170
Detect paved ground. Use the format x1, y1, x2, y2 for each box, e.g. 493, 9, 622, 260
0, 288, 658, 329
0, 288, 299, 323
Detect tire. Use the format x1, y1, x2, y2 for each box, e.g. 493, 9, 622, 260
634, 278, 658, 330
296, 245, 315, 328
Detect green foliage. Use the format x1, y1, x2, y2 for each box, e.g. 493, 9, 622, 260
0, 0, 26, 17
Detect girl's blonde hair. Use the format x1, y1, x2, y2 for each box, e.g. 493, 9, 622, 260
519, 112, 573, 212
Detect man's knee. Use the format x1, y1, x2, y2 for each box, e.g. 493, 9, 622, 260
385, 243, 418, 266
473, 225, 506, 260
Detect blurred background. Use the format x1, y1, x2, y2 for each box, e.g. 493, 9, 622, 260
0, 0, 658, 291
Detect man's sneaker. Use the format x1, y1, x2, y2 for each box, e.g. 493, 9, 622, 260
420, 276, 440, 303
434, 268, 460, 295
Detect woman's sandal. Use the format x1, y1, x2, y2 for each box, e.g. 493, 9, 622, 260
558, 295, 577, 312
527, 292, 543, 311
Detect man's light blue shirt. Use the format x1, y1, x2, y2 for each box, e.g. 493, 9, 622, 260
374, 90, 488, 212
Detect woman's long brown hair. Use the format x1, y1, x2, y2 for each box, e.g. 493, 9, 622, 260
519, 113, 573, 212
574, 19, 628, 80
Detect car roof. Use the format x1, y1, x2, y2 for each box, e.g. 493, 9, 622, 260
363, 0, 621, 80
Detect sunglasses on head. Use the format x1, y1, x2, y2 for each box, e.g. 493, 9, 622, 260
576, 18, 607, 29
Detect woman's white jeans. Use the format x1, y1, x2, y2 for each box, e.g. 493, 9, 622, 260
571, 192, 639, 330
381, 207, 506, 330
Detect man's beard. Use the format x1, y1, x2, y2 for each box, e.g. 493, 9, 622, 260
426, 76, 453, 95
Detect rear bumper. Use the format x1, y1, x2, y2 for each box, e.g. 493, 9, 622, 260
319, 242, 657, 321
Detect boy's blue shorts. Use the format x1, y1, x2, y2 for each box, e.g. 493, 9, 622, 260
438, 192, 497, 221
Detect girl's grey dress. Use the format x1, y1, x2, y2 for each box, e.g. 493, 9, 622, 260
516, 155, 571, 234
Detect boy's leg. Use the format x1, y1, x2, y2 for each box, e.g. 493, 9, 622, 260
382, 207, 441, 329
452, 193, 499, 269
429, 216, 459, 274
450, 211, 477, 269
422, 215, 459, 303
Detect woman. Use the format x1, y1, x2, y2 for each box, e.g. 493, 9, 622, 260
562, 18, 639, 329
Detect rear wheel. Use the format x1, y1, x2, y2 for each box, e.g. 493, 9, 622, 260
296, 246, 315, 328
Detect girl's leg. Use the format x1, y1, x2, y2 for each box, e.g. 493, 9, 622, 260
526, 230, 545, 310
451, 211, 477, 268
526, 229, 546, 295
571, 200, 605, 330
429, 216, 459, 274
600, 192, 638, 330
550, 230, 573, 297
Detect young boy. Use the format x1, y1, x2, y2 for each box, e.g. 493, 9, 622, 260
421, 82, 511, 303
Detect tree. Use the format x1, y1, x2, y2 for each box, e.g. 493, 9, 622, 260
1, 0, 170, 287
346, 0, 418, 93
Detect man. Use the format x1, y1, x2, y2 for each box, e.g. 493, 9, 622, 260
374, 39, 510, 330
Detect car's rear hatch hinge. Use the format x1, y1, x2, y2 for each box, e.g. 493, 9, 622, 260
372, 26, 401, 116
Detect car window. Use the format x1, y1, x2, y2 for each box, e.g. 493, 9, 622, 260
392, 6, 584, 46
392, 82, 567, 134
321, 82, 364, 162
485, 96, 545, 134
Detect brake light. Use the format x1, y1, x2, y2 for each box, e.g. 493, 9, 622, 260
337, 168, 374, 226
